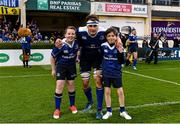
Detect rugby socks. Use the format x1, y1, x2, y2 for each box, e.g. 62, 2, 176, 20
84, 87, 93, 103
68, 91, 75, 106
96, 87, 104, 111
107, 107, 112, 112
133, 59, 137, 67
54, 93, 62, 110
120, 106, 125, 113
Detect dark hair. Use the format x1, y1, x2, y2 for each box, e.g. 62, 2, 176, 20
86, 14, 99, 22
131, 28, 136, 32
64, 26, 76, 34
105, 27, 118, 37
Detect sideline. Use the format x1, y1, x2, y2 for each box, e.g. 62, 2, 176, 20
124, 71, 180, 86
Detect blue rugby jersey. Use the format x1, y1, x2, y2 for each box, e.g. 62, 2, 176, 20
128, 34, 138, 48
51, 40, 79, 65
76, 26, 106, 60
19, 36, 31, 49
101, 42, 122, 78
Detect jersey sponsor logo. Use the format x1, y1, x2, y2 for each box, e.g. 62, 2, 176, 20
19, 53, 44, 62
19, 37, 28, 43
0, 53, 9, 63
90, 44, 96, 48
103, 56, 118, 60
56, 73, 60, 77
104, 49, 108, 53
63, 50, 69, 54
82, 36, 87, 40
62, 55, 75, 59
71, 74, 77, 78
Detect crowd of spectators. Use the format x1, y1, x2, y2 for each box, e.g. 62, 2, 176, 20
0, 18, 19, 42
0, 17, 180, 48
0, 17, 64, 44
0, 18, 44, 43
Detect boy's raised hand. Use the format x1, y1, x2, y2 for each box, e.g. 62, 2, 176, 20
55, 38, 63, 48
115, 37, 124, 53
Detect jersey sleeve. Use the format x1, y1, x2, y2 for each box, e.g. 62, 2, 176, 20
51, 47, 62, 58
76, 28, 83, 47
26, 36, 32, 43
100, 44, 105, 61
128, 35, 132, 41
117, 51, 124, 64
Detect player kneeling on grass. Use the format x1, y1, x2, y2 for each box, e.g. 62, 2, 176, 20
51, 26, 79, 119
101, 27, 132, 120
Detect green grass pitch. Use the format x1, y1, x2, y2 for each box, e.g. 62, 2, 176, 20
0, 60, 180, 123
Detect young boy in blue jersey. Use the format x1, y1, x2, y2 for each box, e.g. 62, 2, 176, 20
126, 29, 138, 70
101, 27, 132, 120
51, 26, 79, 119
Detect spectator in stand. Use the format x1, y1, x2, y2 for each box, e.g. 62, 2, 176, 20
148, 33, 159, 64
44, 36, 49, 43
173, 36, 180, 48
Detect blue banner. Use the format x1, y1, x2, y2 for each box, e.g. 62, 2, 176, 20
158, 48, 180, 60
138, 47, 180, 61
0, 0, 19, 7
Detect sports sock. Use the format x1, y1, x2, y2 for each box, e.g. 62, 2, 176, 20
54, 93, 62, 110
84, 87, 93, 103
107, 107, 112, 112
68, 91, 75, 106
96, 87, 104, 111
133, 59, 137, 67
120, 106, 125, 113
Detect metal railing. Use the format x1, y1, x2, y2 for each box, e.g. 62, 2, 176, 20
152, 0, 180, 6
92, 0, 147, 4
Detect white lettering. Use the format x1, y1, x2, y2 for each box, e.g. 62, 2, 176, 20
11, 0, 15, 7
0, 56, 7, 59
153, 27, 180, 33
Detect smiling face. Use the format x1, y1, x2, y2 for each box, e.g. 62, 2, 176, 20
105, 27, 118, 45
106, 32, 117, 45
87, 24, 98, 37
65, 26, 76, 44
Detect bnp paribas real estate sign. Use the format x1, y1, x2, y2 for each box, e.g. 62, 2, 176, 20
37, 0, 90, 13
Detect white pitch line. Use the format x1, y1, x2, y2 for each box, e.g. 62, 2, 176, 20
79, 101, 180, 114
138, 67, 179, 71
124, 71, 180, 86
0, 74, 50, 78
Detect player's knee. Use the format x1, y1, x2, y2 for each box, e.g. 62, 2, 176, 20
96, 81, 103, 88
93, 70, 102, 78
105, 89, 111, 96
118, 88, 124, 96
83, 83, 89, 89
56, 80, 64, 91
80, 72, 90, 80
